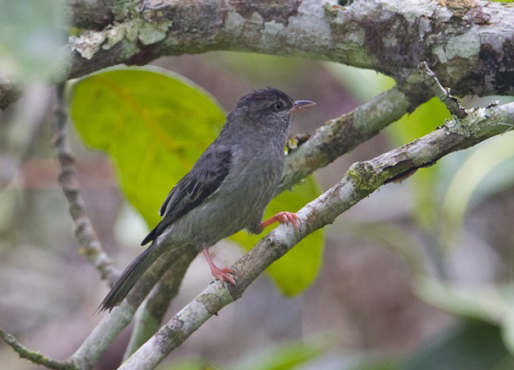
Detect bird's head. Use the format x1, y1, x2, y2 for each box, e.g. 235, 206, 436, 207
230, 88, 315, 132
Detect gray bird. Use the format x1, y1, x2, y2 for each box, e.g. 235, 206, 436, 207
99, 88, 315, 311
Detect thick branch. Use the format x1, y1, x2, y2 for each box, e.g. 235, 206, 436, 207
2, 0, 513, 109
119, 102, 514, 368
64, 0, 513, 95
64, 0, 114, 30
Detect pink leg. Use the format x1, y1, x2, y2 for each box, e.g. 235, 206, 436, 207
259, 211, 299, 231
203, 248, 236, 285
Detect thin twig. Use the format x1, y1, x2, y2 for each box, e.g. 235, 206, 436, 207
0, 326, 77, 370
418, 61, 468, 119
52, 83, 119, 283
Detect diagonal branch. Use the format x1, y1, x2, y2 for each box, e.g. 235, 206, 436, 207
68, 248, 196, 369
279, 82, 431, 191
119, 101, 514, 369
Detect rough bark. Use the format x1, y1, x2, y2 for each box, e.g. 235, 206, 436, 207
1, 0, 513, 109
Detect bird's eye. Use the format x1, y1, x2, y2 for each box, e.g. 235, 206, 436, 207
273, 102, 284, 111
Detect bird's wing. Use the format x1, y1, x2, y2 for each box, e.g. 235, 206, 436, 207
141, 145, 233, 245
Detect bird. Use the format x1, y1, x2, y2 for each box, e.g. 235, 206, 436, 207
99, 88, 316, 311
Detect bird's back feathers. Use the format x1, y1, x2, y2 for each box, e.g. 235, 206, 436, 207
141, 145, 233, 245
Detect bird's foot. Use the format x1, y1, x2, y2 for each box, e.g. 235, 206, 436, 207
210, 265, 236, 285
203, 248, 236, 285
260, 211, 299, 231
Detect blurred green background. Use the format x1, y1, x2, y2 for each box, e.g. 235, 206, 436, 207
2, 1, 514, 369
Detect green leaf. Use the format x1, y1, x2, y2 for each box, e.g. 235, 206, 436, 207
70, 66, 323, 296
0, 0, 67, 84
387, 97, 450, 146
231, 176, 324, 296
70, 67, 226, 228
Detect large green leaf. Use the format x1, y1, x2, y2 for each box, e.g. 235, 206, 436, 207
71, 67, 225, 228
70, 67, 323, 295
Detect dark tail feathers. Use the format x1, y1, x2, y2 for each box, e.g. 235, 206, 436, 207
98, 244, 159, 312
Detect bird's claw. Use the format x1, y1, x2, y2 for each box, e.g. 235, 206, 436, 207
275, 211, 299, 229
259, 211, 300, 231
211, 266, 236, 285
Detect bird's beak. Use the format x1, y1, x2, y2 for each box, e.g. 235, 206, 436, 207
290, 100, 316, 114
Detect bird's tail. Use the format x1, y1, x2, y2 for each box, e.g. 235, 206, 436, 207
99, 244, 160, 312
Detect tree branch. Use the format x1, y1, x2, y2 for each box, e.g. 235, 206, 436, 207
122, 248, 196, 359
68, 248, 195, 369
64, 0, 514, 98
2, 0, 513, 110
52, 84, 119, 283
119, 100, 514, 369
417, 61, 467, 119
64, 0, 114, 30
0, 326, 76, 370
279, 82, 430, 192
